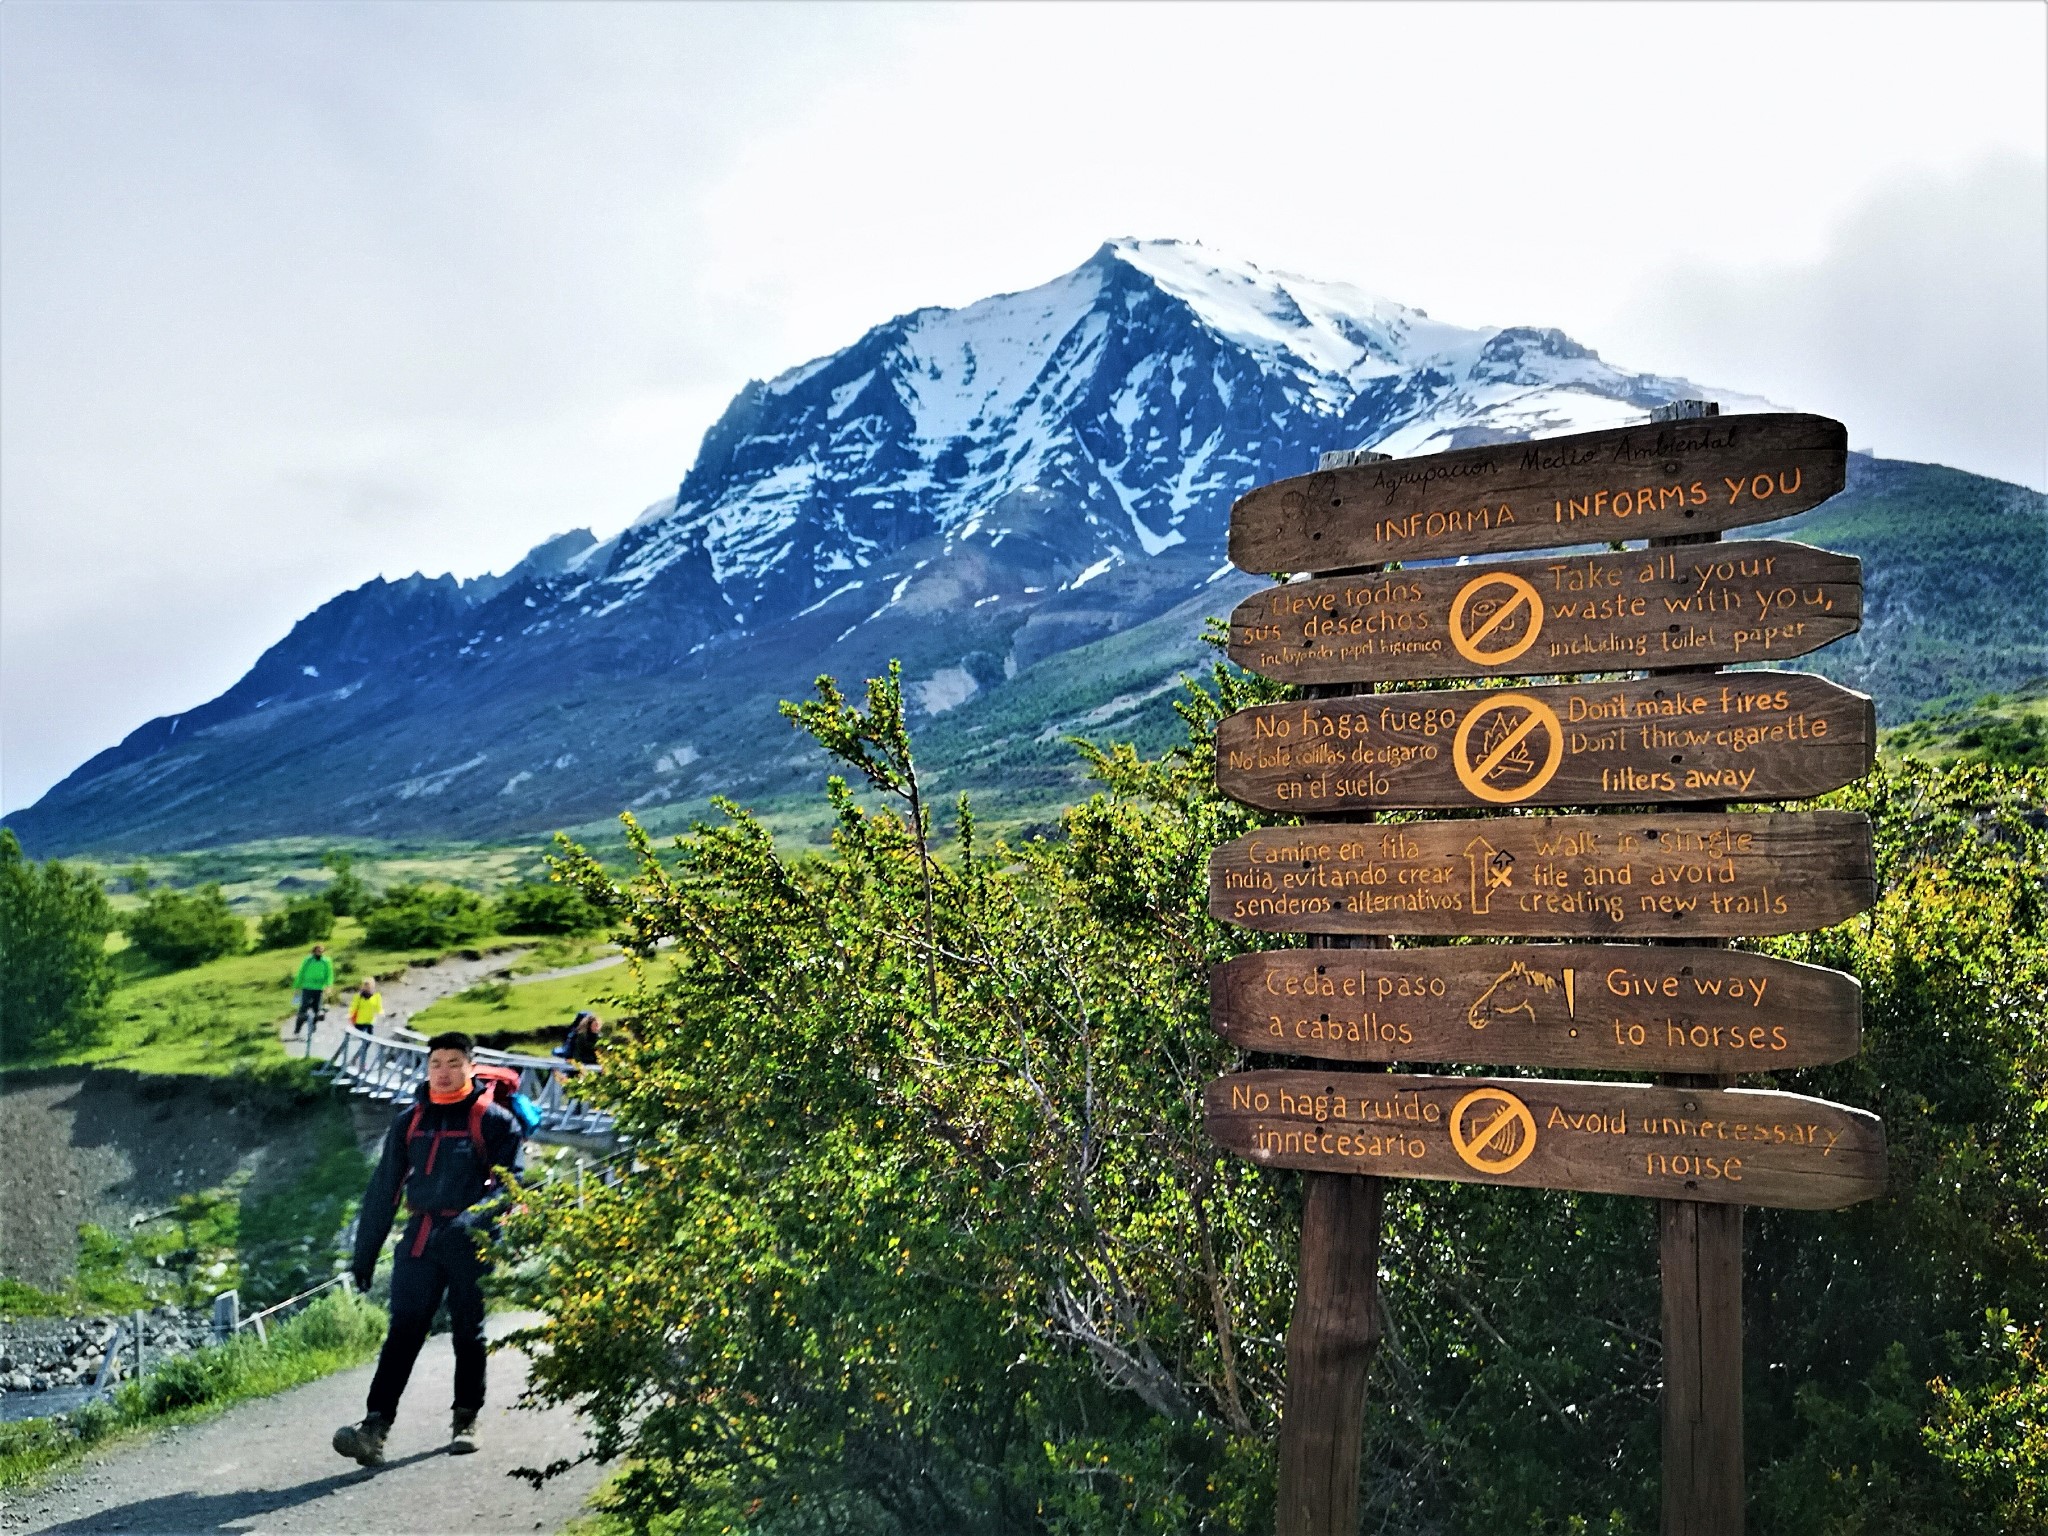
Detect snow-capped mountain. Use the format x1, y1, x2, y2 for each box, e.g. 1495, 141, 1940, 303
12, 239, 1802, 851
491, 239, 1758, 646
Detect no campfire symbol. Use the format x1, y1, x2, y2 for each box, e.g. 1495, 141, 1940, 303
1452, 693, 1565, 804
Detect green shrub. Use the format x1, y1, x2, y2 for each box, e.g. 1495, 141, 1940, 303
493, 878, 604, 936
124, 884, 245, 969
0, 829, 115, 1058
286, 1286, 388, 1355
140, 1346, 233, 1413
0, 1278, 69, 1317
256, 895, 335, 950
361, 883, 490, 948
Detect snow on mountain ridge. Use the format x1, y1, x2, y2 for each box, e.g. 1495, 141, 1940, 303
1106, 237, 1434, 387
532, 239, 1763, 642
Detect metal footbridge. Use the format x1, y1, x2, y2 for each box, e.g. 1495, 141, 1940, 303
322, 1025, 617, 1144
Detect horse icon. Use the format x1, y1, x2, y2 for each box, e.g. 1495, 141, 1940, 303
1467, 961, 1576, 1030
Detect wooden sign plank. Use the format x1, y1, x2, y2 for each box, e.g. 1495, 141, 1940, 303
1209, 810, 1873, 938
1228, 413, 1848, 571
1216, 674, 1874, 813
1204, 1071, 1885, 1210
1226, 541, 1860, 685
1211, 945, 1861, 1072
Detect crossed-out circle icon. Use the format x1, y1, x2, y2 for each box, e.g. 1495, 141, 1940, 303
1452, 692, 1565, 804
1449, 1087, 1538, 1175
1449, 572, 1544, 666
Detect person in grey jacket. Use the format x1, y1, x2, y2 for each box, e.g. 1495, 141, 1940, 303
332, 1032, 522, 1465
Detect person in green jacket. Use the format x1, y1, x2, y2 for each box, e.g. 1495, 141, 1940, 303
293, 945, 334, 1036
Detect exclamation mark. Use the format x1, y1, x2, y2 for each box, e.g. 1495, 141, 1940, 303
1564, 968, 1576, 1018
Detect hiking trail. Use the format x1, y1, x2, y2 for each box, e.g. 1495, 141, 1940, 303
283, 949, 629, 1060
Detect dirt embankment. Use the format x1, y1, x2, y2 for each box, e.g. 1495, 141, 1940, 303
0, 1072, 380, 1293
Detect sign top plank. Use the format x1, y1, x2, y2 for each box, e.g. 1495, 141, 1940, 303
1227, 412, 1849, 572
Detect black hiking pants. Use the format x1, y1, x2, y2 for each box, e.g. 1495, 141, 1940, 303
365, 1225, 486, 1422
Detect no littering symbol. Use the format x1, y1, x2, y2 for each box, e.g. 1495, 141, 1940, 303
1450, 1087, 1538, 1175
1449, 571, 1544, 666
1452, 693, 1564, 804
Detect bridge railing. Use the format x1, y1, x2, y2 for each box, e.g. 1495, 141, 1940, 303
324, 1026, 614, 1139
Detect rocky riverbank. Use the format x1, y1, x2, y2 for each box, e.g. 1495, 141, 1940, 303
1, 1305, 211, 1396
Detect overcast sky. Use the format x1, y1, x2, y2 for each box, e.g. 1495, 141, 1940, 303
4, 1, 2043, 811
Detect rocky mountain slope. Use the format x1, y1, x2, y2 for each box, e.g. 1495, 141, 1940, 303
10, 241, 2041, 854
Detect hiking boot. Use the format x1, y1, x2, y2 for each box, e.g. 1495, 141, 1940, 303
332, 1413, 390, 1466
448, 1409, 480, 1455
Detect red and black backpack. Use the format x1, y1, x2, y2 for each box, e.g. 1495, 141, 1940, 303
404, 1065, 529, 1171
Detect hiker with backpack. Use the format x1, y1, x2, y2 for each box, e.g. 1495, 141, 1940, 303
333, 1031, 530, 1465
292, 944, 333, 1037
560, 1010, 602, 1066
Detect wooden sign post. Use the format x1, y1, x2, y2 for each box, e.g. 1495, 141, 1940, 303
1643, 440, 1745, 1536
1205, 408, 1879, 1535
1211, 946, 1862, 1073
1216, 674, 1875, 813
1276, 448, 1396, 1536
1210, 810, 1876, 939
1205, 1071, 1885, 1209
1227, 541, 1862, 684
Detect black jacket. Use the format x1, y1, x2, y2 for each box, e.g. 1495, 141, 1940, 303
353, 1082, 523, 1281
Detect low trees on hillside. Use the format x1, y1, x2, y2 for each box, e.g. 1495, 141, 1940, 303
0, 830, 117, 1058
360, 883, 490, 949
123, 881, 245, 968
257, 895, 336, 950
317, 850, 372, 917
493, 878, 604, 936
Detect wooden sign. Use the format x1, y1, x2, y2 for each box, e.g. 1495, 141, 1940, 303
1228, 413, 1847, 571
1225, 541, 1860, 685
1204, 1071, 1885, 1210
1211, 945, 1861, 1073
1208, 810, 1873, 938
1216, 674, 1873, 814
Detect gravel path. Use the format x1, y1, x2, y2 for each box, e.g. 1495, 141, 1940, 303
2, 1314, 606, 1535
512, 954, 626, 985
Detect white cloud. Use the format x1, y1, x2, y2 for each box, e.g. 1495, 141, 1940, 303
1605, 155, 2047, 491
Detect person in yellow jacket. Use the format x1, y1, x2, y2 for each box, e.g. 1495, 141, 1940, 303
348, 980, 384, 1033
